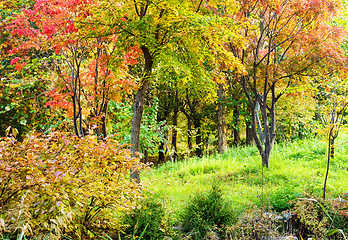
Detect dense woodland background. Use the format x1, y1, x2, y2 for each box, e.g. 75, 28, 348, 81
0, 0, 348, 239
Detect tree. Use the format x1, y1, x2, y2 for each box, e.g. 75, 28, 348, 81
7, 0, 136, 138
230, 0, 347, 167
217, 82, 228, 153
314, 77, 348, 199
91, 0, 243, 180
276, 88, 316, 141
89, 0, 198, 180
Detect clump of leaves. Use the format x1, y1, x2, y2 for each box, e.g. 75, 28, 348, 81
122, 195, 165, 240
180, 184, 234, 240
293, 198, 330, 239
226, 206, 282, 240
269, 188, 302, 212
0, 131, 143, 239
293, 197, 348, 240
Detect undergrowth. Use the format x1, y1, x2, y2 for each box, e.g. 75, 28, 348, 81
143, 135, 348, 225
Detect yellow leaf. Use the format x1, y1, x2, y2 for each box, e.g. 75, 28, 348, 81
12, 128, 19, 138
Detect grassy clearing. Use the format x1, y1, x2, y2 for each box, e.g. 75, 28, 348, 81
142, 135, 348, 217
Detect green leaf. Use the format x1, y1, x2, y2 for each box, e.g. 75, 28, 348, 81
137, 222, 149, 240
316, 202, 333, 222
326, 229, 339, 236
20, 119, 27, 125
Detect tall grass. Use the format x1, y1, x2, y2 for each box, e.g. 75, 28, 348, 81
142, 134, 348, 216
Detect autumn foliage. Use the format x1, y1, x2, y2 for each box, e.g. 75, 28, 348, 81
6, 0, 138, 138
1, 0, 348, 237
0, 130, 143, 239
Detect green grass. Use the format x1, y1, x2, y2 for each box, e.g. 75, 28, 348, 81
142, 134, 348, 216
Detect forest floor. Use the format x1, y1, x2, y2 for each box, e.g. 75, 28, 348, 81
143, 134, 348, 218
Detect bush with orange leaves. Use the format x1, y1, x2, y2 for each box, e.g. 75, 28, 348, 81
0, 130, 143, 239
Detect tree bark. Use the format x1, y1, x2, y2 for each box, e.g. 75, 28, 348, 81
330, 137, 335, 159
172, 92, 179, 160
130, 81, 149, 182
157, 95, 171, 163
158, 141, 165, 163
323, 132, 332, 200
187, 116, 193, 151
255, 101, 264, 144
130, 46, 153, 182
101, 99, 108, 138
245, 119, 254, 145
144, 149, 148, 164
217, 83, 228, 153
232, 105, 240, 146
193, 118, 203, 157
247, 97, 276, 168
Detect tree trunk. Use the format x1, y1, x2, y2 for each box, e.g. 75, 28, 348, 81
249, 99, 276, 168
233, 105, 240, 145
260, 96, 276, 168
194, 118, 203, 158
157, 96, 170, 163
101, 99, 108, 138
172, 93, 179, 160
144, 149, 148, 164
187, 116, 193, 151
130, 82, 148, 182
157, 119, 166, 163
158, 141, 165, 163
330, 137, 335, 159
217, 83, 228, 153
130, 46, 153, 183
246, 120, 254, 145
255, 101, 264, 144
233, 128, 240, 146
323, 132, 332, 200
72, 76, 84, 138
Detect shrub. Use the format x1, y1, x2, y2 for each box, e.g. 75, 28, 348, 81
226, 206, 281, 240
269, 188, 302, 212
0, 131, 143, 239
180, 184, 234, 239
122, 196, 165, 240
293, 197, 348, 239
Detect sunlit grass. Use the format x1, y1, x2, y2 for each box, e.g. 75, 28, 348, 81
143, 134, 348, 216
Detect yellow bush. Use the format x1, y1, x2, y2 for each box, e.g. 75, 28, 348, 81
0, 132, 143, 239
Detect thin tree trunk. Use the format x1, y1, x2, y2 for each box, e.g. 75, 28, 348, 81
101, 99, 108, 138
194, 118, 203, 158
233, 106, 240, 145
157, 117, 166, 163
144, 149, 148, 164
246, 120, 254, 145
72, 90, 83, 137
258, 92, 277, 168
157, 98, 170, 163
255, 101, 264, 144
217, 83, 228, 153
250, 100, 271, 168
158, 140, 165, 163
330, 137, 335, 159
233, 128, 241, 146
323, 131, 332, 200
72, 95, 79, 137
77, 75, 84, 137
250, 101, 266, 164
187, 117, 193, 151
260, 102, 272, 168
172, 93, 179, 160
